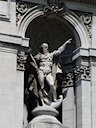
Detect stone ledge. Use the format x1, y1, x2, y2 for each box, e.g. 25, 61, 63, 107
32, 106, 59, 117
0, 33, 29, 47
72, 47, 96, 61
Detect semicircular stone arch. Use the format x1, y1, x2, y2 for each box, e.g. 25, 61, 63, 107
18, 6, 90, 49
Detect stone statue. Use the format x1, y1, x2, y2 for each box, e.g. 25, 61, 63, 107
25, 38, 72, 107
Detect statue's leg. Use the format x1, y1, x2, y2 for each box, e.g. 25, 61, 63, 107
37, 70, 45, 89
37, 70, 48, 95
46, 74, 57, 102
37, 70, 48, 105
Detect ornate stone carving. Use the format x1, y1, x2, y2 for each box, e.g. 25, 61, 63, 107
16, 2, 28, 14
62, 72, 74, 88
43, 2, 67, 15
80, 14, 92, 38
74, 65, 91, 81
17, 51, 26, 71
62, 65, 91, 87
16, 1, 34, 25
74, 11, 92, 39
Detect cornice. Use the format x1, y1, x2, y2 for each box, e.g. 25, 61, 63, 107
66, 0, 96, 5
0, 33, 29, 47
72, 47, 96, 61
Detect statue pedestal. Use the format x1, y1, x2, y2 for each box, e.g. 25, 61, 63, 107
26, 106, 68, 128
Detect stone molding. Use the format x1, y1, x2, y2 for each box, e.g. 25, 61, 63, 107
72, 47, 96, 61
66, 0, 96, 5
0, 33, 29, 47
32, 106, 59, 117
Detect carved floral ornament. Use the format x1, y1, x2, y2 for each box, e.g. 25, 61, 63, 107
74, 11, 92, 39
43, 2, 67, 15
80, 14, 92, 39
62, 65, 91, 88
16, 1, 34, 25
16, 1, 67, 25
17, 50, 27, 71
62, 72, 74, 88
74, 65, 91, 81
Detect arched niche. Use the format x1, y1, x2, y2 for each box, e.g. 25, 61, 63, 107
18, 6, 90, 49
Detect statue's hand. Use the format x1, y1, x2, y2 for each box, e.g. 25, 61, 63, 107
66, 38, 72, 44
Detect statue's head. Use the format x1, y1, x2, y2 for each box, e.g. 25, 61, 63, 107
40, 43, 49, 53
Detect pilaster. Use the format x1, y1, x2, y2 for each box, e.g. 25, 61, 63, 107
61, 69, 75, 128
0, 34, 29, 128
62, 86, 75, 128
90, 57, 96, 128
74, 57, 91, 128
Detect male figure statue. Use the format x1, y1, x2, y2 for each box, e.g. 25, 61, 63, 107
34, 38, 72, 103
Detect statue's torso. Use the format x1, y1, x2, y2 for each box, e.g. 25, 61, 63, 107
35, 52, 54, 74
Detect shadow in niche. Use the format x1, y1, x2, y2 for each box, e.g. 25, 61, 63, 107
24, 14, 81, 123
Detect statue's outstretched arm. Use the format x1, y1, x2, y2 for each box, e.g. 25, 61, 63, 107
55, 38, 72, 56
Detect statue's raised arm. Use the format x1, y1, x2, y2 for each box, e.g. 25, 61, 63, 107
54, 38, 72, 56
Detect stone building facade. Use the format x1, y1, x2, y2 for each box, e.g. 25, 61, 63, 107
0, 0, 96, 128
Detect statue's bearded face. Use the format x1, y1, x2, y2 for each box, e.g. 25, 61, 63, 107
41, 43, 49, 53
